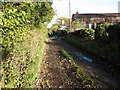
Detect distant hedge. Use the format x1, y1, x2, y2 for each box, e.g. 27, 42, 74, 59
69, 28, 95, 40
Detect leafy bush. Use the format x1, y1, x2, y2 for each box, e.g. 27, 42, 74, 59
95, 23, 110, 40
2, 2, 54, 56
72, 19, 83, 30
1, 2, 54, 88
1, 29, 48, 88
2, 7, 29, 57
79, 28, 95, 40
68, 28, 95, 40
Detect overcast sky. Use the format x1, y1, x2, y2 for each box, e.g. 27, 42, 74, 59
48, 0, 120, 27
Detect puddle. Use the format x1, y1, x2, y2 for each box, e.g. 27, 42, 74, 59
74, 52, 93, 62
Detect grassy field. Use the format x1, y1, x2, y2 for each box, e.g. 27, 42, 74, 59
1, 28, 48, 88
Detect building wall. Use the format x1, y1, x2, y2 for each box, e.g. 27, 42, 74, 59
72, 13, 120, 29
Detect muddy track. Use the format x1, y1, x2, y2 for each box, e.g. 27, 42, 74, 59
37, 38, 120, 88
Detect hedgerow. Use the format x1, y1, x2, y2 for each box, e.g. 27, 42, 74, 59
1, 2, 54, 88
2, 2, 54, 55
69, 28, 95, 40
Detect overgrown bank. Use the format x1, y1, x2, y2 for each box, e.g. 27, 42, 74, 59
64, 36, 120, 80
62, 24, 120, 80
1, 28, 48, 88
1, 2, 54, 88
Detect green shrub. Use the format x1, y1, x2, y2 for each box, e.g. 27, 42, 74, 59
2, 2, 54, 57
79, 28, 95, 40
95, 23, 110, 40
1, 2, 54, 88
1, 28, 48, 88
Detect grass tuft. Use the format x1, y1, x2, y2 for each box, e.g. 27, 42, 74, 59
60, 50, 73, 60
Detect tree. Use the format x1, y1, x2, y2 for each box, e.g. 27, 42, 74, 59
71, 19, 83, 31
58, 17, 69, 25
50, 17, 69, 31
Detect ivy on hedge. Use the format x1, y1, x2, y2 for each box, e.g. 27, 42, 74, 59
2, 2, 54, 56
1, 2, 54, 88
